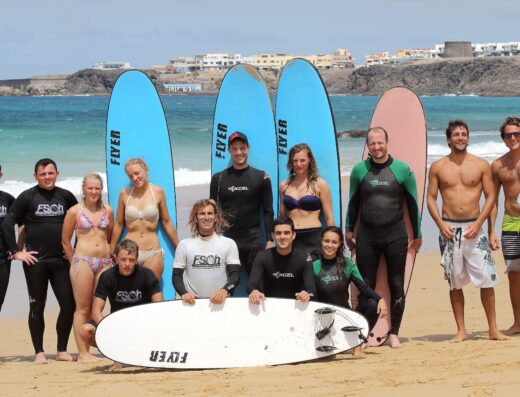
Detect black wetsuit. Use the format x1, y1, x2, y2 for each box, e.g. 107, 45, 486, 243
247, 247, 316, 298
0, 190, 15, 312
95, 265, 161, 314
210, 166, 274, 274
313, 254, 382, 330
2, 185, 77, 353
346, 156, 421, 335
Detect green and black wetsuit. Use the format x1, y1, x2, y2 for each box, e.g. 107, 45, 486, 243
313, 254, 382, 330
345, 156, 421, 336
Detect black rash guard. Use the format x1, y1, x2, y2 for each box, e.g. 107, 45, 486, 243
346, 156, 421, 238
95, 265, 161, 314
2, 185, 77, 262
1, 185, 77, 353
313, 256, 381, 308
210, 166, 274, 247
247, 248, 316, 298
0, 190, 15, 311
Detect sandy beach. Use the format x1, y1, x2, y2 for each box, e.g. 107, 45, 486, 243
1, 179, 518, 396
1, 250, 518, 396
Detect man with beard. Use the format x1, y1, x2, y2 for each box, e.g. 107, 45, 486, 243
210, 131, 274, 277
490, 116, 520, 336
427, 119, 507, 342
345, 126, 422, 348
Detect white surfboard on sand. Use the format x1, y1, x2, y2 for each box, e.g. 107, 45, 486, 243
96, 298, 369, 369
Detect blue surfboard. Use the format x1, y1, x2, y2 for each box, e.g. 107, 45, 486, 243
106, 70, 177, 300
275, 58, 342, 227
211, 64, 278, 296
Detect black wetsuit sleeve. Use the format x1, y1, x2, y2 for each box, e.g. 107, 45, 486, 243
2, 191, 29, 253
67, 190, 79, 208
351, 274, 382, 301
172, 268, 188, 296
346, 164, 363, 233
247, 252, 265, 293
209, 172, 219, 202
261, 174, 274, 238
94, 271, 111, 301
223, 264, 241, 292
302, 257, 317, 299
144, 269, 162, 297
403, 171, 422, 239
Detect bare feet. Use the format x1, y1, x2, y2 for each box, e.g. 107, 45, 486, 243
56, 351, 74, 362
504, 324, 520, 336
34, 352, 48, 364
489, 329, 509, 341
450, 331, 468, 343
352, 346, 363, 358
77, 353, 101, 364
389, 334, 401, 348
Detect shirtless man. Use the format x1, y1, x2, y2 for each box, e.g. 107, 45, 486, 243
490, 116, 520, 335
427, 119, 507, 342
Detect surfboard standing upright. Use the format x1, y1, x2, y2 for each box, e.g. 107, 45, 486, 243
275, 58, 342, 227
106, 70, 177, 300
211, 64, 278, 296
354, 87, 427, 346
96, 298, 369, 369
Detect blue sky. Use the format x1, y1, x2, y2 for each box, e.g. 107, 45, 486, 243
2, 0, 519, 79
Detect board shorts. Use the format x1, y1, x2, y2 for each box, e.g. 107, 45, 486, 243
439, 218, 498, 290
501, 215, 520, 273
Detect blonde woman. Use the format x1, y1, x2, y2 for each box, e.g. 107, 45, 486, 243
280, 143, 334, 254
110, 158, 179, 280
62, 173, 113, 363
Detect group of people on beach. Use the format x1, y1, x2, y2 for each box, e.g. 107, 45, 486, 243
1, 116, 519, 365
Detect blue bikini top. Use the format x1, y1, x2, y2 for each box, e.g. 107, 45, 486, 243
283, 194, 322, 212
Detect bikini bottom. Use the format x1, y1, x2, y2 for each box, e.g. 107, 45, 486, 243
72, 255, 113, 273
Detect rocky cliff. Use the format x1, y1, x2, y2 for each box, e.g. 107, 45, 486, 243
1, 57, 520, 96
325, 57, 520, 96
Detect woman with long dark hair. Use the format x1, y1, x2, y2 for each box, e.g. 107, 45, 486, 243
312, 226, 387, 356
280, 143, 334, 254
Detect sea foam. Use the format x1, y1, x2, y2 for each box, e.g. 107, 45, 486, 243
0, 168, 212, 198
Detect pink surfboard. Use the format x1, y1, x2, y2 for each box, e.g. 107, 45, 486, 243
352, 87, 427, 346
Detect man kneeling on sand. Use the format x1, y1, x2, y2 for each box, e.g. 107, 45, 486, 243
79, 239, 163, 359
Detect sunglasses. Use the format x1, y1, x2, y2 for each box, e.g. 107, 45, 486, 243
503, 132, 520, 140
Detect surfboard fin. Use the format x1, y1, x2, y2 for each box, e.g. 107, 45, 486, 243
316, 345, 337, 352
315, 318, 335, 340
341, 326, 362, 332
314, 307, 336, 314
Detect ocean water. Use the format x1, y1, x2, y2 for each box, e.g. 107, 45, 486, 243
0, 95, 518, 197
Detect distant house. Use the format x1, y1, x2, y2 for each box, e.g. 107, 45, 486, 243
163, 83, 202, 92
92, 61, 131, 70
169, 57, 202, 73
201, 53, 242, 69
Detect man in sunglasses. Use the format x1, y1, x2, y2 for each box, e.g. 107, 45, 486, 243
427, 119, 507, 343
490, 116, 520, 336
